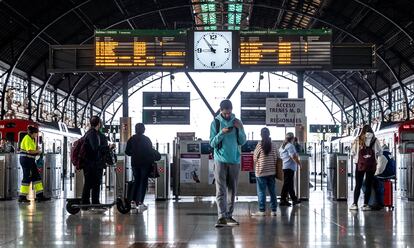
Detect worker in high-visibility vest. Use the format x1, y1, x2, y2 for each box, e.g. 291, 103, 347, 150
18, 126, 51, 203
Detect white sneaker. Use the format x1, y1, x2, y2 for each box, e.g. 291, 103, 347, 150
362, 204, 372, 211
349, 203, 358, 211
271, 211, 277, 216
251, 211, 266, 216
131, 201, 138, 209
138, 204, 148, 212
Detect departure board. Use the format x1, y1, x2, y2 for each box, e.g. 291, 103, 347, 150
95, 30, 187, 70
239, 29, 332, 70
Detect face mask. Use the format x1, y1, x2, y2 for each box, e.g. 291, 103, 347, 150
365, 132, 374, 138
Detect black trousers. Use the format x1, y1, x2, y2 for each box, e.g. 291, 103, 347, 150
281, 169, 298, 202
131, 165, 150, 204
20, 156, 43, 195
21, 157, 41, 183
82, 166, 104, 204
353, 169, 377, 205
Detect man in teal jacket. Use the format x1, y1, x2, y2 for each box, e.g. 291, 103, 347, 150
210, 99, 247, 227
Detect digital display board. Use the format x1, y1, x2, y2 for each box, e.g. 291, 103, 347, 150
241, 92, 289, 107
309, 124, 340, 133
239, 29, 332, 70
95, 30, 187, 69
143, 92, 190, 107
240, 110, 266, 125
142, 109, 190, 125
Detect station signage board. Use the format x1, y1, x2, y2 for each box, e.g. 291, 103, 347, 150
95, 29, 187, 70
142, 109, 190, 125
309, 124, 340, 133
143, 92, 190, 107
266, 98, 306, 127
240, 109, 266, 125
240, 92, 289, 107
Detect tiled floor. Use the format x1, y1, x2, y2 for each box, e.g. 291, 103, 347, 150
0, 190, 413, 247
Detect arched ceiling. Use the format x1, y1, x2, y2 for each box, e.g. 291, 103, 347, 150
0, 0, 413, 120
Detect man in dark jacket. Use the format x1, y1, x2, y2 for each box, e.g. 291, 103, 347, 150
125, 123, 158, 212
82, 116, 111, 205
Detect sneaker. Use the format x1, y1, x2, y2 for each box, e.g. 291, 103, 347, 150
131, 201, 138, 209
292, 199, 301, 205
226, 217, 239, 226
362, 204, 372, 211
271, 211, 277, 216
349, 203, 358, 211
137, 204, 148, 212
215, 217, 227, 228
18, 196, 30, 203
251, 211, 266, 216
279, 201, 291, 207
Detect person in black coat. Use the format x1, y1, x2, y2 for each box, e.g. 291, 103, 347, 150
82, 116, 113, 205
125, 123, 158, 211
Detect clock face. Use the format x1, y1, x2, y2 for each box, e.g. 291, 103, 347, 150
194, 31, 232, 70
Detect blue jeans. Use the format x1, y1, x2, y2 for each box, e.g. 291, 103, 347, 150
256, 175, 277, 212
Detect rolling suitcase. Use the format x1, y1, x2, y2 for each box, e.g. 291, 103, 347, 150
383, 179, 394, 210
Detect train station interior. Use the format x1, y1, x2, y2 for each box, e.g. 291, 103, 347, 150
0, 0, 414, 247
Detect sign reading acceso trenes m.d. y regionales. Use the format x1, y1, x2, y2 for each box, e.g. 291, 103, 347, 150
266, 98, 305, 127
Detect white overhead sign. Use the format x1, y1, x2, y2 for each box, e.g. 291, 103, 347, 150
266, 98, 306, 127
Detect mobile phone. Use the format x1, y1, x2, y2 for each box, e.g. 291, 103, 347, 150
227, 127, 234, 131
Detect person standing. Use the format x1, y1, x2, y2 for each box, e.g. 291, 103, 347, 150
18, 126, 50, 203
349, 125, 381, 211
125, 123, 159, 212
252, 127, 278, 216
210, 99, 247, 227
81, 116, 109, 206
279, 132, 301, 206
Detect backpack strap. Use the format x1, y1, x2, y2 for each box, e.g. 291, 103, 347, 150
215, 119, 222, 150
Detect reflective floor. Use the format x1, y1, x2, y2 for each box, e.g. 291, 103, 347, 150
0, 190, 413, 247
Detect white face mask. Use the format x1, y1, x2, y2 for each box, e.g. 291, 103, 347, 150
365, 132, 374, 138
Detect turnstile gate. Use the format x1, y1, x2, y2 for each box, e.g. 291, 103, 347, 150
42, 153, 62, 198
326, 153, 348, 200
398, 153, 414, 200
155, 154, 170, 200
0, 154, 20, 199
295, 154, 310, 200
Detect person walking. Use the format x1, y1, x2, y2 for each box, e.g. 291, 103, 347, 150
18, 126, 50, 203
252, 127, 278, 216
349, 124, 381, 211
125, 123, 159, 212
210, 99, 247, 227
279, 132, 301, 206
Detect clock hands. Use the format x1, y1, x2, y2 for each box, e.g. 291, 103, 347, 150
203, 37, 216, 53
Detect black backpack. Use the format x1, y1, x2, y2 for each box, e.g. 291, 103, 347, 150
214, 119, 241, 151
357, 138, 377, 172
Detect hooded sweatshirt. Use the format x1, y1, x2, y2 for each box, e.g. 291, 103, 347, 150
351, 132, 382, 164
209, 113, 247, 164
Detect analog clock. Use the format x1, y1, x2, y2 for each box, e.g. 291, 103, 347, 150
193, 31, 233, 70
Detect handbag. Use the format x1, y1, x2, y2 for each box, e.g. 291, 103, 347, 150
276, 157, 283, 181
148, 162, 160, 178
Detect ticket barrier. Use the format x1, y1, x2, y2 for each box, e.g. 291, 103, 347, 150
398, 152, 414, 200
155, 154, 170, 200
175, 140, 283, 197
42, 153, 62, 199
295, 154, 311, 200
0, 153, 20, 200
326, 153, 348, 200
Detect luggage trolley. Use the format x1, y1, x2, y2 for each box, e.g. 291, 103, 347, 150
65, 155, 131, 215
